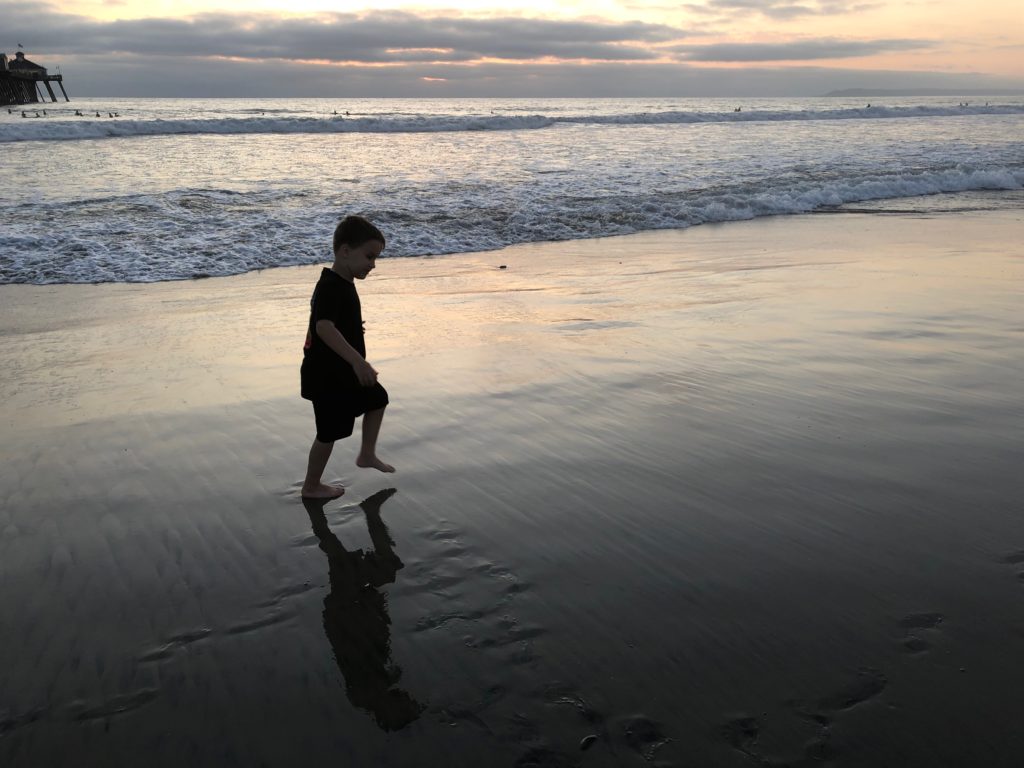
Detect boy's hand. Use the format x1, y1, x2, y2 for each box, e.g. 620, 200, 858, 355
353, 359, 378, 387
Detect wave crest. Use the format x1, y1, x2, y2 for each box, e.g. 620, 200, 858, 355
3, 105, 1022, 143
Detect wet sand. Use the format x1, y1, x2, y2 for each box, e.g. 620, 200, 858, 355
2, 196, 1024, 766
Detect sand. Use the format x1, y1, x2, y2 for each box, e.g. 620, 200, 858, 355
2, 196, 1024, 766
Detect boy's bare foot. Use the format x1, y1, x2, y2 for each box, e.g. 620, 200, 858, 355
301, 483, 346, 499
356, 455, 396, 473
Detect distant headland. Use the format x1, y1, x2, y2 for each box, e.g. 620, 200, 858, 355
823, 88, 1024, 97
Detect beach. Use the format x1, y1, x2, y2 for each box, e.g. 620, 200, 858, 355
2, 200, 1024, 766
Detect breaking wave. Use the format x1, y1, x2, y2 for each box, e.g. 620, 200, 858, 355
3, 104, 1024, 143
2, 165, 1021, 284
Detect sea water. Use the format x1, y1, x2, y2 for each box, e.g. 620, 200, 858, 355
1, 96, 1022, 284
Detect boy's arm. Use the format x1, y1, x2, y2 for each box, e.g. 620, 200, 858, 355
315, 320, 378, 386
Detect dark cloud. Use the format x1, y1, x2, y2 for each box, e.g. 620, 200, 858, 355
51, 52, 1023, 99
4, 1, 1018, 97
2, 4, 683, 63
673, 39, 933, 61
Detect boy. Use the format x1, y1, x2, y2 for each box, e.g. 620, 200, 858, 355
301, 215, 394, 499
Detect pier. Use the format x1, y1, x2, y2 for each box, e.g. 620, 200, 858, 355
1, 51, 70, 107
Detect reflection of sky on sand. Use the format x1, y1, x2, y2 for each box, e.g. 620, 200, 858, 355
2, 198, 1022, 437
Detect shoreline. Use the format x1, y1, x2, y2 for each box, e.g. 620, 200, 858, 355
2, 180, 1022, 285
4, 207, 878, 433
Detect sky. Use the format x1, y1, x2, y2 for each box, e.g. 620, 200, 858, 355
3, 0, 1022, 97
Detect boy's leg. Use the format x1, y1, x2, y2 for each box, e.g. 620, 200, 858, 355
356, 407, 395, 473
302, 438, 346, 498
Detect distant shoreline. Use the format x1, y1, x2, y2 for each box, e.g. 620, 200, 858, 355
823, 88, 1024, 97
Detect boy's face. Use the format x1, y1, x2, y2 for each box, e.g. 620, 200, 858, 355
340, 239, 384, 280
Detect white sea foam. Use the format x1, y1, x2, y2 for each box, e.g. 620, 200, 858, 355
2, 165, 1021, 284
2, 104, 1023, 144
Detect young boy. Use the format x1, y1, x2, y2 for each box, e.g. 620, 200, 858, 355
301, 215, 394, 499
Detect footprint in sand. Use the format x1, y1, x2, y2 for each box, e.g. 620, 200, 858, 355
720, 612, 950, 765
510, 687, 671, 765
813, 667, 888, 713
722, 668, 888, 765
407, 522, 538, 665
794, 669, 887, 762
998, 551, 1024, 584
620, 714, 672, 761
897, 611, 944, 655
722, 714, 759, 755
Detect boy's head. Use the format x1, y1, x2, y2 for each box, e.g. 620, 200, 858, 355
333, 215, 385, 253
333, 215, 385, 280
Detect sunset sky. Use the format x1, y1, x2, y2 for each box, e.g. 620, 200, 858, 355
4, 0, 1022, 96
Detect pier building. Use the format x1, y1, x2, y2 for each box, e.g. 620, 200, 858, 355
1, 51, 71, 106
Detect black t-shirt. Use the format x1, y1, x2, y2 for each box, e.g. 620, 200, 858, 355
301, 268, 365, 399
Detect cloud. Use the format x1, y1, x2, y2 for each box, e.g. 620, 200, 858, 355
684, 0, 879, 20
673, 38, 934, 62
5, 1, 1019, 97
2, 4, 686, 64
53, 52, 1023, 99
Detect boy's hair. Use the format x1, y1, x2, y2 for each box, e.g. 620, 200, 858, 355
333, 215, 385, 253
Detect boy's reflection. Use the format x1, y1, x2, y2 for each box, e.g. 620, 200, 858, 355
302, 488, 422, 731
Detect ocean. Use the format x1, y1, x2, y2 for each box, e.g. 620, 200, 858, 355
2, 95, 1022, 284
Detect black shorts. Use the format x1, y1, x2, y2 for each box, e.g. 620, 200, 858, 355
312, 384, 389, 442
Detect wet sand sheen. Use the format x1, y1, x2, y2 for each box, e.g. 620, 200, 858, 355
2, 200, 1024, 766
